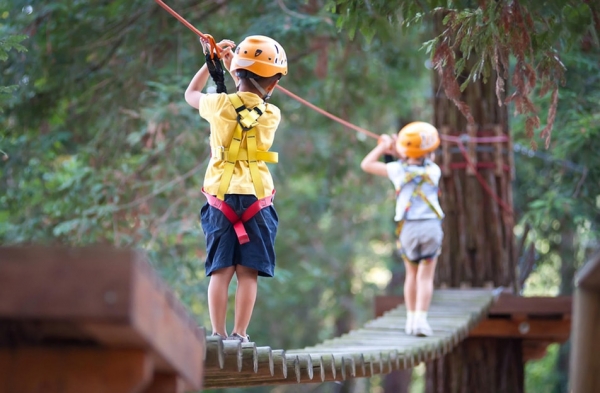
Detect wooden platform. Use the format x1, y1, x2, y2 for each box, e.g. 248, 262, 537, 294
375, 290, 572, 361
0, 246, 205, 393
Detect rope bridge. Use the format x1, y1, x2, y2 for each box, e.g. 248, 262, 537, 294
203, 289, 497, 389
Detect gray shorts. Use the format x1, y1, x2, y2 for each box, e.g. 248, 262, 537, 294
398, 219, 443, 263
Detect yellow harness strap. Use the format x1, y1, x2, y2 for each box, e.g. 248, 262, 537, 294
217, 94, 269, 200
211, 147, 278, 163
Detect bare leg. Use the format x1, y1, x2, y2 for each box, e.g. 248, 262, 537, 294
231, 265, 259, 337
413, 257, 438, 336
403, 259, 418, 334
207, 266, 236, 337
415, 257, 438, 311
403, 259, 418, 311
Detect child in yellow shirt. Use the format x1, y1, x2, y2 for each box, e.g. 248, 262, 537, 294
185, 36, 288, 342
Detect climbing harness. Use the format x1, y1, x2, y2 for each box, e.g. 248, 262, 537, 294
216, 94, 271, 201
202, 93, 278, 244
394, 160, 444, 263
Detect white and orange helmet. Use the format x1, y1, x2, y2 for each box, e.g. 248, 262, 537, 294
396, 122, 440, 159
230, 35, 288, 78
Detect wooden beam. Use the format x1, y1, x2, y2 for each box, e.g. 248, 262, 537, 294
0, 246, 205, 390
0, 348, 153, 393
469, 319, 571, 341
489, 291, 571, 316
0, 247, 133, 320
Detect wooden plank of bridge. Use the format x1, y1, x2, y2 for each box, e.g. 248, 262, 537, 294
0, 246, 205, 392
570, 250, 600, 393
375, 291, 572, 319
203, 289, 496, 389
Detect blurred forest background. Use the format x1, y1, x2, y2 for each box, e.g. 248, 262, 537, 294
1, 1, 599, 392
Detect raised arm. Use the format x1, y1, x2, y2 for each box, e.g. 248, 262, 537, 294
184, 64, 210, 109
184, 39, 236, 109
360, 134, 395, 177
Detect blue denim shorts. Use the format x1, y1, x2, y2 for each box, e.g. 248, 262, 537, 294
200, 194, 278, 277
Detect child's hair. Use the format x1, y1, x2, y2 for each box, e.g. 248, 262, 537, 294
235, 69, 282, 88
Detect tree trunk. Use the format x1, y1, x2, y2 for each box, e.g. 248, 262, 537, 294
425, 338, 523, 393
426, 13, 522, 393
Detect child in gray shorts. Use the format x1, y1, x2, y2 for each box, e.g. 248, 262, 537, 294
361, 122, 444, 337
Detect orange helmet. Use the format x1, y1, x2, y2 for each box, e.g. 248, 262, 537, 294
230, 35, 288, 78
396, 122, 440, 158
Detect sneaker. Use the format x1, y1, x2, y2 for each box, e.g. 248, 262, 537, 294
211, 332, 226, 339
413, 317, 433, 337
227, 333, 250, 343
405, 317, 413, 335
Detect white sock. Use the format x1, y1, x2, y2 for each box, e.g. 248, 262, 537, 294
414, 310, 428, 320
407, 311, 415, 323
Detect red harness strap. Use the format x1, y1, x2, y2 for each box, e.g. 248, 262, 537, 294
202, 189, 276, 244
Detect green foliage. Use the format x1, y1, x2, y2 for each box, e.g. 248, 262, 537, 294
328, 0, 599, 143
525, 344, 561, 393
0, 34, 27, 61
0, 33, 27, 111
513, 46, 600, 292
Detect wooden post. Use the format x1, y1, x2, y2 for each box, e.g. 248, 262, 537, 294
0, 348, 152, 393
570, 251, 600, 393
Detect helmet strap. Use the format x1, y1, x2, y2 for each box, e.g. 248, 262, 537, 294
249, 78, 270, 100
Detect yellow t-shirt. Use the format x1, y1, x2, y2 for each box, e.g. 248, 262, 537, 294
199, 92, 281, 196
